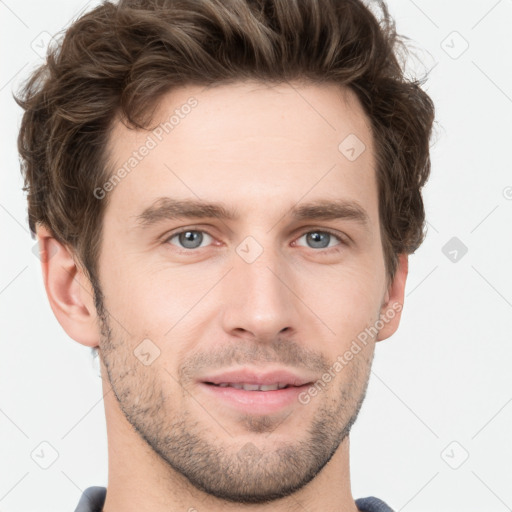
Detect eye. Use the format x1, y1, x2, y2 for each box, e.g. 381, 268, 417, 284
163, 228, 347, 253
294, 230, 346, 251
166, 229, 214, 250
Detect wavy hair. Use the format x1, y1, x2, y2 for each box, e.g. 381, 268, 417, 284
16, 0, 435, 291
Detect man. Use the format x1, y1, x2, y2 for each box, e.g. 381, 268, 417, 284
16, 0, 434, 510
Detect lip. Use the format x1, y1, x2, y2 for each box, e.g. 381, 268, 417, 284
197, 367, 315, 415
200, 368, 314, 387
199, 383, 312, 415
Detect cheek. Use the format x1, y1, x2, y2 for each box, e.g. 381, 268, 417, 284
299, 263, 384, 342
110, 264, 220, 338
100, 239, 386, 347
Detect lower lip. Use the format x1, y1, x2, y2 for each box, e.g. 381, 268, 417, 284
199, 383, 311, 415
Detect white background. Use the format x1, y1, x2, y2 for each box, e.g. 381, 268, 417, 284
1, 1, 511, 511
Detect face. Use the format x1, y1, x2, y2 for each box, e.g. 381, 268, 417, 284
94, 81, 397, 503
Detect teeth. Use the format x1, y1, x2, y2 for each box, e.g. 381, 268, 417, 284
215, 382, 290, 391
241, 383, 261, 391
259, 384, 279, 391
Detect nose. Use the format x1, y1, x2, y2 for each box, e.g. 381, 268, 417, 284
220, 242, 300, 343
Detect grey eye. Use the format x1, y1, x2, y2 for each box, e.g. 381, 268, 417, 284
168, 230, 213, 249
296, 231, 342, 250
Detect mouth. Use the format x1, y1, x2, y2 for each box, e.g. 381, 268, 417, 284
200, 368, 314, 388
204, 382, 294, 391
197, 368, 315, 414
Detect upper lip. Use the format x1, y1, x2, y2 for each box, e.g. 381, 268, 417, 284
199, 368, 315, 387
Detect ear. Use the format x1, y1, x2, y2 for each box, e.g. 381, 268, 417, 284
376, 253, 408, 342
36, 224, 100, 348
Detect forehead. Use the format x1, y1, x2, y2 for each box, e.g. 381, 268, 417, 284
104, 81, 378, 229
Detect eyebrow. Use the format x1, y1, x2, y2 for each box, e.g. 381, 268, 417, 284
132, 196, 370, 231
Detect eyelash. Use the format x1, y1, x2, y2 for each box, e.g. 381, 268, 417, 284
163, 227, 348, 254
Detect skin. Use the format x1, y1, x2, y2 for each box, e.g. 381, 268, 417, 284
37, 81, 408, 512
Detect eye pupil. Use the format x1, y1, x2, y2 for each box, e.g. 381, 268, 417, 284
307, 231, 330, 249
179, 230, 203, 249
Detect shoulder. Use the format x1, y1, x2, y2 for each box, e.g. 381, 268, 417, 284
355, 496, 395, 512
73, 486, 107, 512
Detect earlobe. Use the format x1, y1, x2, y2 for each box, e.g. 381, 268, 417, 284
376, 253, 408, 342
36, 224, 100, 348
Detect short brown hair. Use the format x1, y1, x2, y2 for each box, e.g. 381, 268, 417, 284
16, 0, 434, 291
